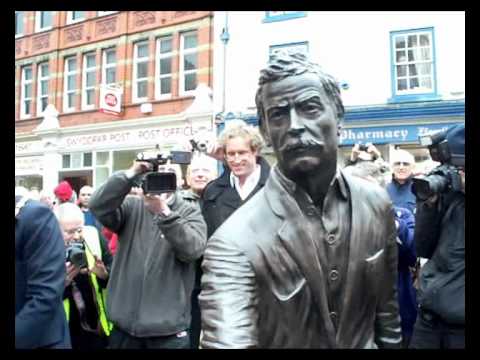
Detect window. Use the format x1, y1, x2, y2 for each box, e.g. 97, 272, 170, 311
35, 11, 53, 32
62, 152, 92, 169
155, 36, 173, 99
67, 11, 86, 25
63, 57, 78, 112
269, 41, 308, 60
390, 28, 438, 102
20, 65, 33, 118
133, 41, 149, 102
102, 48, 116, 85
15, 12, 24, 37
180, 31, 198, 95
37, 62, 49, 115
264, 11, 307, 23
82, 52, 96, 109
97, 11, 117, 17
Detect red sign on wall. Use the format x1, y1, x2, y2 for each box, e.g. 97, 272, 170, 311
100, 84, 123, 115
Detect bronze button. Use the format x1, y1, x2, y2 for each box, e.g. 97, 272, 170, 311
326, 233, 336, 245
330, 311, 338, 321
329, 270, 339, 281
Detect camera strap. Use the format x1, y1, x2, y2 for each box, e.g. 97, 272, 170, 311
71, 281, 101, 334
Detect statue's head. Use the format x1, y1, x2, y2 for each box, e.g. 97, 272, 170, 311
255, 51, 344, 179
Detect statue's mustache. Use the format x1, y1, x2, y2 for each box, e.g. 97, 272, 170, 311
281, 138, 324, 152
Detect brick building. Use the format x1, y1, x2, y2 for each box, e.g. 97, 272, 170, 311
15, 11, 215, 194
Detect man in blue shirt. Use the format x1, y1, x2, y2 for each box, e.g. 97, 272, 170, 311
386, 149, 417, 214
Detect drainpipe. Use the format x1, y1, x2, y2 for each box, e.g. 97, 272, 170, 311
220, 12, 230, 114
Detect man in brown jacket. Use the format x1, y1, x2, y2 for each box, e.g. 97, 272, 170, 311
199, 51, 402, 348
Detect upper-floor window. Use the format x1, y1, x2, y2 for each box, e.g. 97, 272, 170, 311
15, 12, 24, 37
37, 62, 49, 115
82, 52, 96, 110
180, 31, 198, 95
63, 56, 78, 112
264, 11, 307, 23
269, 41, 309, 61
20, 65, 33, 118
390, 27, 438, 102
155, 36, 173, 99
35, 11, 53, 32
66, 11, 86, 25
102, 48, 116, 86
133, 41, 149, 102
97, 11, 117, 17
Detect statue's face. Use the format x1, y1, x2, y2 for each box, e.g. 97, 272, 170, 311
261, 72, 339, 178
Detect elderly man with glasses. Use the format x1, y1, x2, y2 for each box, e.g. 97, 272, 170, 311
387, 149, 417, 215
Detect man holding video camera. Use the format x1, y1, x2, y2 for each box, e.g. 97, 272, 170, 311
89, 150, 207, 349
409, 124, 465, 349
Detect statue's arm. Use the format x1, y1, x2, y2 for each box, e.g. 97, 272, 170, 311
199, 234, 258, 348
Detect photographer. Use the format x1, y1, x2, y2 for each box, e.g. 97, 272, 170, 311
89, 152, 207, 349
409, 124, 465, 349
56, 203, 112, 350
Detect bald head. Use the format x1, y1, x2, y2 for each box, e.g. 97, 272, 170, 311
54, 203, 85, 243
79, 185, 94, 209
391, 149, 415, 184
188, 154, 218, 195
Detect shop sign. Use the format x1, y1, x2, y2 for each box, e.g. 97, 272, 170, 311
15, 140, 44, 155
100, 84, 123, 115
15, 156, 43, 176
61, 123, 214, 150
339, 122, 463, 146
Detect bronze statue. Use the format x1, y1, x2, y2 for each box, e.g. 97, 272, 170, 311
199, 51, 402, 348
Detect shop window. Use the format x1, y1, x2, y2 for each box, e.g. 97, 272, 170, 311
102, 47, 116, 86
83, 152, 92, 167
133, 41, 149, 103
155, 36, 173, 99
113, 150, 141, 172
15, 11, 24, 37
62, 152, 93, 169
67, 11, 86, 25
263, 11, 307, 23
269, 41, 308, 60
95, 151, 110, 188
63, 56, 78, 112
180, 31, 198, 95
82, 52, 96, 110
62, 154, 71, 168
35, 11, 53, 32
37, 62, 49, 115
389, 27, 439, 102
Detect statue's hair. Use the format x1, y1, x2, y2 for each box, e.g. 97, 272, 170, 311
255, 50, 345, 129
218, 119, 264, 153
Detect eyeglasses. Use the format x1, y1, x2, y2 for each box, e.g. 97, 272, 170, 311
63, 227, 83, 236
225, 151, 252, 161
393, 161, 411, 167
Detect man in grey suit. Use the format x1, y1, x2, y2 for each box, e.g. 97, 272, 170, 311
199, 52, 402, 348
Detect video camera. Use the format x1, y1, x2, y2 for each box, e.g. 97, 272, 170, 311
136, 147, 192, 195
412, 126, 465, 201
66, 242, 88, 269
358, 143, 369, 152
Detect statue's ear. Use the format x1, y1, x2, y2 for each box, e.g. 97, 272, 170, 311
259, 119, 272, 147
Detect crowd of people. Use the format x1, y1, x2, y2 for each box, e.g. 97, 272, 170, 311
15, 51, 465, 349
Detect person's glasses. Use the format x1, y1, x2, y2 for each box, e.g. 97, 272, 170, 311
393, 161, 411, 167
63, 227, 83, 236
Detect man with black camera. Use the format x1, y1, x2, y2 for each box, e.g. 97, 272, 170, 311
89, 152, 207, 349
409, 124, 465, 349
56, 203, 112, 349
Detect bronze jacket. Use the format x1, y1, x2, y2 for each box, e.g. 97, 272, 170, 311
199, 166, 401, 348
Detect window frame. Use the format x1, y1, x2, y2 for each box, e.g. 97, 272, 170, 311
389, 27, 439, 103
155, 35, 173, 100
179, 30, 198, 96
35, 11, 53, 33
63, 56, 78, 112
132, 41, 150, 103
20, 65, 33, 119
263, 11, 307, 23
102, 47, 117, 86
66, 11, 86, 25
82, 52, 97, 110
36, 62, 49, 116
97, 11, 118, 17
15, 11, 24, 38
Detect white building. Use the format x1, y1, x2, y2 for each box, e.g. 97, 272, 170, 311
212, 11, 465, 165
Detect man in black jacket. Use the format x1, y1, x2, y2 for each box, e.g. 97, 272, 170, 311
410, 124, 465, 349
189, 120, 271, 348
